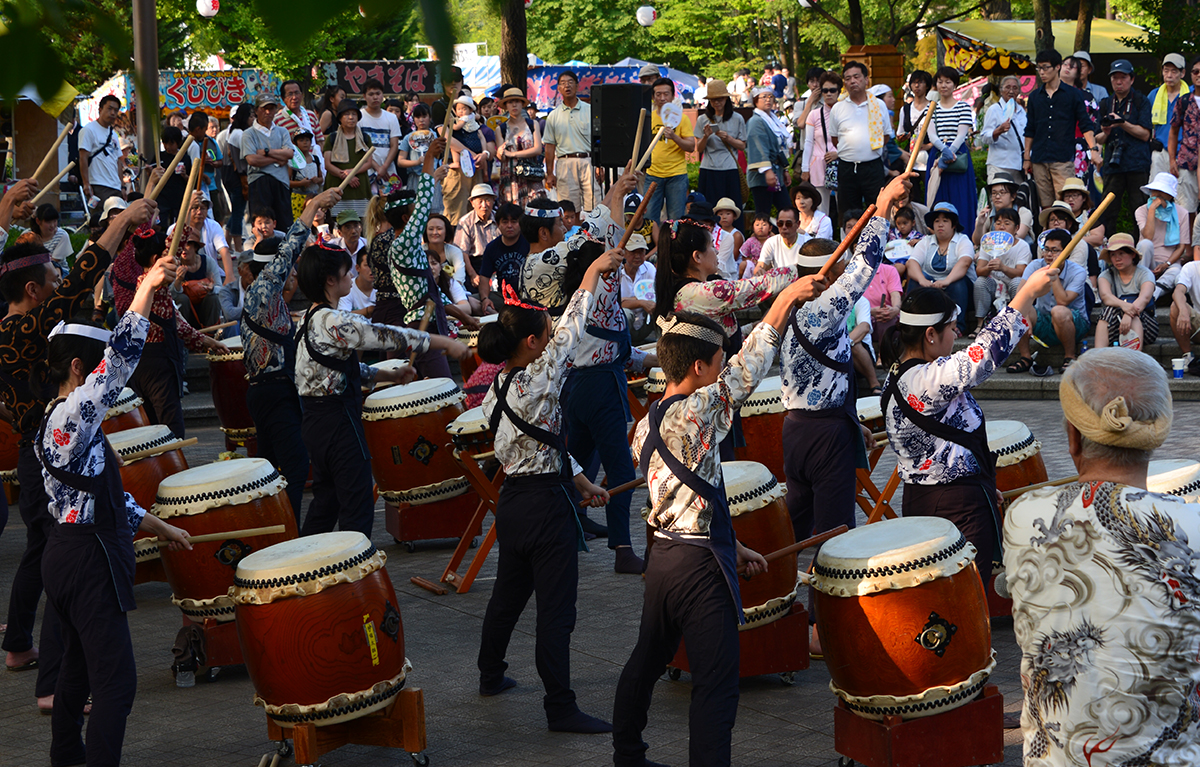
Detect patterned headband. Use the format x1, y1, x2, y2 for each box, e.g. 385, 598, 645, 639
656, 314, 726, 346
899, 306, 961, 327
48, 321, 111, 344
524, 206, 562, 219
0, 253, 51, 276
503, 283, 545, 311
385, 195, 415, 211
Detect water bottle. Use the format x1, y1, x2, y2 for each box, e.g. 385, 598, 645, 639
1080, 340, 1088, 354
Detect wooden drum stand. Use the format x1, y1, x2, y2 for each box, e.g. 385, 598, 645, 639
266, 687, 429, 766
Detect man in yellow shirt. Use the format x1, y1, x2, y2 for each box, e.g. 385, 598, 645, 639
647, 77, 696, 223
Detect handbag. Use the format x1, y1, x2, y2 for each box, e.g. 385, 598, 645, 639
502, 119, 545, 178
942, 150, 970, 174
820, 107, 838, 190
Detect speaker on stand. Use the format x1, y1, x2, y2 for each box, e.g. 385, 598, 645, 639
590, 84, 653, 191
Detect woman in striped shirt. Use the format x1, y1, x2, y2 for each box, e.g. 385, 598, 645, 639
924, 67, 978, 223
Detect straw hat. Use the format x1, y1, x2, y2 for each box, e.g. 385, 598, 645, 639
706, 79, 730, 100
497, 87, 527, 107
713, 197, 741, 216
1057, 177, 1089, 199
1038, 201, 1078, 231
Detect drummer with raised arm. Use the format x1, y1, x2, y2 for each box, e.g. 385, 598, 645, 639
879, 266, 1056, 587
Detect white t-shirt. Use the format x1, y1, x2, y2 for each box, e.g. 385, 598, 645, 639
757, 233, 812, 270
79, 119, 122, 189
909, 233, 975, 281
445, 278, 468, 305
337, 282, 376, 312
1177, 261, 1200, 308
715, 228, 739, 281
358, 109, 403, 174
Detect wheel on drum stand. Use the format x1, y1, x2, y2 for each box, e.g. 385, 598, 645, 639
469, 537, 479, 549
666, 667, 681, 681
405, 541, 417, 554
780, 671, 795, 686
206, 666, 221, 683
837, 758, 855, 767
410, 752, 430, 766
275, 740, 293, 758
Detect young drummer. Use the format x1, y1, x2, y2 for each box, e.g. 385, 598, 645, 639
475, 254, 621, 734
294, 239, 469, 537
612, 271, 827, 767
880, 266, 1055, 588
242, 187, 343, 522
37, 255, 192, 766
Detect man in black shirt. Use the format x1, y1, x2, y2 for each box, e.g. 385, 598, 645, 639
1023, 48, 1100, 210
156, 127, 190, 227
430, 66, 465, 128
1097, 60, 1154, 230
477, 202, 528, 313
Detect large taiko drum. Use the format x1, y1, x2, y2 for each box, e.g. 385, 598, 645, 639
986, 420, 1048, 495
151, 458, 298, 623
106, 424, 190, 510
231, 532, 410, 728
644, 368, 667, 407
734, 375, 785, 479
856, 396, 884, 435
1148, 459, 1200, 502
207, 335, 257, 452
722, 461, 798, 630
813, 516, 994, 720
0, 423, 19, 506
361, 378, 469, 506
446, 406, 494, 458
101, 388, 149, 434
459, 313, 500, 382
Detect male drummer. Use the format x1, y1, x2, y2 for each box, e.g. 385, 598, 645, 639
777, 175, 908, 654
242, 187, 342, 523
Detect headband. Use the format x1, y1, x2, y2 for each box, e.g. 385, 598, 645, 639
656, 314, 727, 347
252, 253, 275, 263
385, 195, 415, 211
1060, 374, 1171, 450
794, 253, 833, 268
48, 321, 112, 344
0, 253, 51, 276
524, 206, 562, 219
899, 306, 960, 327
502, 283, 545, 311
132, 223, 157, 240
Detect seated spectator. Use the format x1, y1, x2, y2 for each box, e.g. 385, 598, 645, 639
738, 211, 772, 276
1008, 228, 1090, 374
1135, 172, 1191, 300
429, 250, 479, 318
1058, 177, 1104, 251
864, 254, 902, 358
1039, 201, 1092, 281
477, 201, 528, 313
1003, 347, 1198, 767
971, 172, 1033, 247
1170, 256, 1200, 373
337, 249, 376, 315
1095, 232, 1157, 349
426, 212, 467, 285
619, 233, 656, 344
754, 206, 810, 273
972, 208, 1033, 336
329, 209, 366, 271
792, 183, 833, 239
453, 183, 499, 287
889, 205, 924, 244
893, 188, 930, 236
174, 230, 224, 330
906, 202, 974, 334
847, 293, 881, 394
560, 200, 580, 239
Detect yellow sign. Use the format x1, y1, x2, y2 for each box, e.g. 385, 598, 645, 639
363, 614, 380, 666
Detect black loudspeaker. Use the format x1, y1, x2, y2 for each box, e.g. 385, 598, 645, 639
591, 84, 652, 168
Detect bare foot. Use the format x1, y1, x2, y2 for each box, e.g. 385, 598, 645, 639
6, 647, 38, 670
810, 624, 823, 656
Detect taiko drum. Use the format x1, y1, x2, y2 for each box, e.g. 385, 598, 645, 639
108, 425, 190, 584
722, 461, 798, 630
733, 375, 785, 479
856, 395, 884, 435
644, 368, 667, 408
446, 406, 494, 457
0, 422, 19, 506
458, 313, 499, 383
207, 335, 257, 452
1147, 458, 1200, 503
986, 420, 1048, 496
101, 387, 150, 434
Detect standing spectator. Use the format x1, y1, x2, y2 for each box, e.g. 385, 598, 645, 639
155, 127, 189, 229
187, 111, 225, 224
829, 62, 891, 217
441, 96, 495, 224
906, 202, 974, 334
1136, 172, 1191, 300
638, 63, 661, 86
275, 79, 324, 148
693, 75, 708, 108
924, 67, 977, 218
1168, 55, 1200, 215
241, 92, 295, 229
792, 67, 826, 153
223, 103, 253, 252
730, 69, 750, 106
1023, 49, 1100, 210
79, 95, 124, 208
1149, 53, 1190, 179
978, 76, 1027, 181
454, 184, 499, 287
694, 80, 746, 227
1097, 59, 1154, 232
288, 128, 324, 214
396, 103, 434, 190
322, 100, 375, 217
771, 67, 787, 99
477, 202, 528, 311
543, 71, 595, 212
898, 70, 934, 198
1010, 229, 1091, 374
1061, 56, 1104, 194
315, 85, 345, 138
644, 77, 695, 223
1095, 232, 1157, 349
746, 88, 791, 217
494, 87, 545, 208
1072, 50, 1110, 102
801, 71, 842, 216
430, 66, 465, 128
782, 68, 797, 101
358, 79, 403, 186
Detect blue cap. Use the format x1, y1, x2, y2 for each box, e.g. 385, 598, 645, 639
1109, 59, 1134, 76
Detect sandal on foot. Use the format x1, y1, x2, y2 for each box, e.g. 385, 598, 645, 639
1059, 357, 1075, 373
1006, 356, 1034, 374
868, 386, 883, 396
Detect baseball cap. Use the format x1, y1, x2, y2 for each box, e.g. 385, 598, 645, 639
335, 209, 362, 226
638, 64, 661, 80
627, 233, 649, 251
624, 193, 643, 214
1164, 53, 1186, 70
255, 92, 281, 108
1109, 59, 1134, 76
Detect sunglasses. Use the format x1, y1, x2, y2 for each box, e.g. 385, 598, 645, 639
1192, 69, 1200, 75
821, 88, 840, 94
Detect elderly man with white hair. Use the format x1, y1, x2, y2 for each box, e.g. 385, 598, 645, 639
1004, 347, 1200, 766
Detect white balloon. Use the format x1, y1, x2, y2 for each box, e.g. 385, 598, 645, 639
196, 0, 219, 16
524, 0, 533, 8
636, 5, 657, 26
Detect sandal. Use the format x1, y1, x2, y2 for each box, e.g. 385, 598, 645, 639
1006, 356, 1034, 374
868, 386, 883, 396
1059, 357, 1075, 373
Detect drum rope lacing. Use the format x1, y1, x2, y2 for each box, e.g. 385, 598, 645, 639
813, 533, 968, 581
361, 389, 463, 417
727, 476, 780, 509
154, 468, 283, 508
991, 432, 1036, 457
1165, 478, 1200, 497
838, 674, 989, 718
115, 432, 182, 456
233, 543, 378, 590
174, 599, 236, 619
266, 680, 405, 723
381, 477, 471, 505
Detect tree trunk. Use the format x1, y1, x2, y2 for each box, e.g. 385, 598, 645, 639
1075, 0, 1093, 52
791, 16, 802, 78
777, 13, 789, 71
499, 0, 527, 90
847, 0, 866, 46
983, 0, 1012, 19
1033, 0, 1054, 53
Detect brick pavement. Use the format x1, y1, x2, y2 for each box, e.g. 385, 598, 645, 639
1, 398, 1198, 766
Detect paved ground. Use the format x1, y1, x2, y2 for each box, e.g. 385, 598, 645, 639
2, 399, 1198, 767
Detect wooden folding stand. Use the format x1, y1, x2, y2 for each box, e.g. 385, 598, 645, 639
855, 434, 900, 524
180, 615, 243, 674
266, 687, 428, 767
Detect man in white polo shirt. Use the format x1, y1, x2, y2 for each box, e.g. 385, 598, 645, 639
543, 70, 597, 212
753, 206, 811, 273
828, 61, 893, 220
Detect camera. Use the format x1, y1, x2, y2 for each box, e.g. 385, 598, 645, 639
1100, 114, 1126, 127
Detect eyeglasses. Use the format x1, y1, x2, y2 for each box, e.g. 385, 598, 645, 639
1192, 69, 1200, 75
821, 87, 840, 94
1042, 247, 1063, 255
1036, 64, 1056, 72
777, 219, 797, 227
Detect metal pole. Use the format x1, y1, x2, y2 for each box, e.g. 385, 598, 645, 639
132, 0, 159, 191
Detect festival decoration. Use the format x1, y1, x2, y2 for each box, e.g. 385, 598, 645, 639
636, 6, 657, 26
196, 0, 219, 17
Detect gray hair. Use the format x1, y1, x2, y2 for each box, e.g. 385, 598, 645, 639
1062, 347, 1171, 467
1000, 76, 1020, 88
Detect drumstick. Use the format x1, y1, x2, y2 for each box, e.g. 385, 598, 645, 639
816, 204, 876, 280
32, 121, 73, 184
167, 158, 205, 289
410, 299, 436, 366
147, 135, 196, 202
1000, 474, 1080, 500
269, 754, 281, 767
630, 108, 647, 169
256, 755, 270, 767
336, 149, 374, 193
635, 127, 666, 173
903, 101, 937, 176
441, 80, 458, 165
157, 524, 287, 546
27, 163, 75, 207
119, 437, 198, 464
198, 320, 237, 335
618, 181, 657, 250
738, 525, 850, 575
580, 475, 646, 506
1050, 193, 1115, 271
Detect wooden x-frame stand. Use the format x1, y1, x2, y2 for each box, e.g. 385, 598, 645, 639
855, 438, 901, 525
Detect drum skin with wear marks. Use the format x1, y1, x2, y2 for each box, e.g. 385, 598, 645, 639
108, 424, 190, 584
151, 458, 298, 624
1147, 459, 1200, 502
446, 405, 494, 457
231, 532, 411, 728
101, 387, 150, 434
986, 420, 1048, 496
813, 516, 995, 720
207, 335, 257, 453
723, 461, 798, 630
734, 375, 785, 479
458, 313, 500, 383
363, 359, 414, 393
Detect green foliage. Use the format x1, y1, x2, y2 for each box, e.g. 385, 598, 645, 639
1112, 0, 1196, 62
0, 0, 127, 101
525, 0, 654, 65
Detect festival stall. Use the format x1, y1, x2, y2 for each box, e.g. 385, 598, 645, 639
79, 69, 283, 122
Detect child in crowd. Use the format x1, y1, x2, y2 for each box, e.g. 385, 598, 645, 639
713, 198, 744, 281
738, 212, 773, 277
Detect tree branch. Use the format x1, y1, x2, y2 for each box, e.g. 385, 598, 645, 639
804, 0, 852, 39
894, 0, 990, 41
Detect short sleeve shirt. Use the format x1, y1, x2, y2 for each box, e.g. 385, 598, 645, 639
1024, 258, 1087, 313
358, 109, 403, 172
649, 110, 694, 178
694, 112, 747, 171
479, 235, 530, 290
80, 120, 122, 189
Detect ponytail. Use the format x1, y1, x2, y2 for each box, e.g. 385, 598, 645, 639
653, 220, 712, 319
476, 304, 549, 364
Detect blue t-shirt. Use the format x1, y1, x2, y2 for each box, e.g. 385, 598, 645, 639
772, 74, 788, 99
1149, 86, 1181, 146
479, 235, 529, 290
1024, 257, 1088, 314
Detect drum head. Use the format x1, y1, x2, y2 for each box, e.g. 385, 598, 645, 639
741, 375, 783, 416
232, 531, 385, 604
207, 334, 245, 362
151, 457, 286, 518
813, 517, 976, 597
1147, 459, 1200, 500
464, 314, 500, 348
646, 368, 667, 393
721, 460, 785, 516
856, 396, 882, 423
364, 359, 414, 390
447, 406, 490, 437
361, 377, 464, 422
985, 420, 1039, 468
106, 424, 184, 460
105, 387, 143, 419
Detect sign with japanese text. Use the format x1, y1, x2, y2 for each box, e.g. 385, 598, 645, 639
318, 60, 438, 97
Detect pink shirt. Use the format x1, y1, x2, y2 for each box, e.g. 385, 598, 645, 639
740, 236, 766, 263
863, 263, 902, 309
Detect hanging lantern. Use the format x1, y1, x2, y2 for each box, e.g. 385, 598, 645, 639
524, 0, 533, 8
196, 0, 219, 17
636, 6, 657, 26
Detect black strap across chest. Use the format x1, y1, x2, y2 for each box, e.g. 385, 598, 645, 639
488, 368, 570, 478
300, 304, 361, 389
638, 394, 728, 513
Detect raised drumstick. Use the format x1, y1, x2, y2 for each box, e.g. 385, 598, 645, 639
32, 121, 73, 184
1050, 193, 1115, 270
147, 135, 196, 202
27, 163, 75, 207
816, 204, 877, 280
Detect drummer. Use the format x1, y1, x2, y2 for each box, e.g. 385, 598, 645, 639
241, 187, 343, 523
294, 239, 470, 537
613, 270, 827, 767
37, 254, 192, 766
879, 265, 1056, 587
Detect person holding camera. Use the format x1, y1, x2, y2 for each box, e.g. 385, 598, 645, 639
1097, 60, 1153, 232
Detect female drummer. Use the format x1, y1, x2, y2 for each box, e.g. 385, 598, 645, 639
474, 254, 619, 735
36, 253, 192, 766
294, 240, 469, 538
880, 265, 1055, 586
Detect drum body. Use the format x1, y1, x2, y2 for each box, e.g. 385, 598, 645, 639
446, 406, 494, 457
987, 420, 1047, 495
813, 516, 994, 720
107, 425, 190, 510
856, 396, 884, 435
734, 376, 785, 479
152, 458, 298, 623
232, 532, 409, 728
644, 368, 667, 407
723, 461, 797, 629
1147, 459, 1200, 502
0, 423, 19, 505
207, 336, 256, 450
361, 378, 468, 505
101, 388, 150, 434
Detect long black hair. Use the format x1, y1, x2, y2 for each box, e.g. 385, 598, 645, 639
703, 96, 734, 122
132, 227, 167, 269
33, 318, 108, 400
880, 287, 958, 368
653, 220, 713, 319
296, 243, 352, 305
477, 303, 550, 364
561, 239, 606, 298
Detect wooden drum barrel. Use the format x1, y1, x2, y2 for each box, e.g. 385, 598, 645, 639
856, 395, 884, 435
986, 420, 1048, 495
733, 375, 785, 480
1147, 459, 1200, 502
813, 516, 994, 720
361, 378, 469, 506
446, 406, 494, 458
101, 388, 150, 434
207, 335, 257, 453
151, 458, 298, 623
108, 424, 190, 585
459, 313, 499, 383
232, 532, 409, 728
722, 461, 798, 629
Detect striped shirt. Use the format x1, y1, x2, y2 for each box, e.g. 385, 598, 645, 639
930, 100, 974, 144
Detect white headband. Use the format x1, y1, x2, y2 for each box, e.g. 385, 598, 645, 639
899, 306, 961, 327
524, 206, 562, 219
794, 254, 831, 268
252, 253, 274, 263
657, 315, 727, 347
48, 321, 112, 344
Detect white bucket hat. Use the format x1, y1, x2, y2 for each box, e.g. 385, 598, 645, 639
1141, 172, 1179, 200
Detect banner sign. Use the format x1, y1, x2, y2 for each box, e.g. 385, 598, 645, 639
526, 66, 688, 110
317, 60, 439, 97
160, 69, 282, 118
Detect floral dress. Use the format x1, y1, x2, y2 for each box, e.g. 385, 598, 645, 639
497, 117, 546, 208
